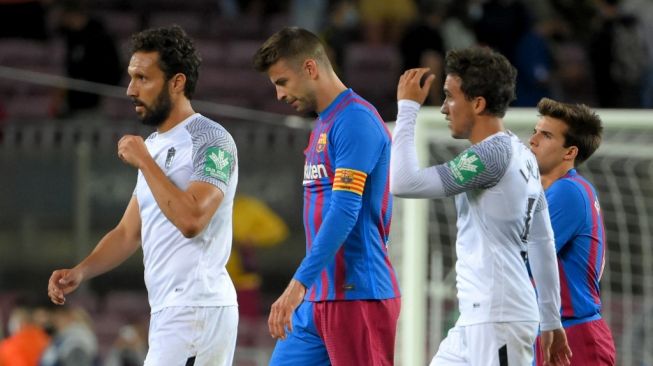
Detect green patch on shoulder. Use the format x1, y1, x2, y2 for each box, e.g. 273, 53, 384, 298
448, 150, 485, 185
204, 147, 233, 181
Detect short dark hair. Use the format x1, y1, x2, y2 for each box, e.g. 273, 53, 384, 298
444, 47, 517, 117
537, 98, 603, 165
130, 25, 201, 99
253, 27, 331, 72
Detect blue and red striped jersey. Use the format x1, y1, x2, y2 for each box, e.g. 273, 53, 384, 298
293, 89, 400, 301
547, 169, 606, 327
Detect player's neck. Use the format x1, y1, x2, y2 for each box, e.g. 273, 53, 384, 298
541, 163, 574, 190
315, 74, 347, 114
469, 116, 504, 144
157, 99, 195, 133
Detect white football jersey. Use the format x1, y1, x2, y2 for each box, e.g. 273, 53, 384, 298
135, 113, 238, 313
391, 100, 561, 331
445, 131, 544, 326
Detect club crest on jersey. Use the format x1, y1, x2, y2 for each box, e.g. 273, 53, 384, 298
316, 133, 327, 152
165, 147, 176, 169
340, 169, 354, 183
449, 150, 485, 185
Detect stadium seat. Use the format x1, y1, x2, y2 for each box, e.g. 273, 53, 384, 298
194, 39, 226, 68
98, 10, 141, 39
195, 66, 270, 100
5, 94, 53, 121
210, 16, 262, 41
149, 11, 208, 38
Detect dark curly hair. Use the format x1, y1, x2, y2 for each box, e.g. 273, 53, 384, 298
445, 47, 516, 118
537, 98, 603, 165
253, 27, 331, 72
130, 25, 201, 99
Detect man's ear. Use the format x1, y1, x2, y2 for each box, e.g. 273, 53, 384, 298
170, 73, 187, 94
564, 145, 578, 162
304, 59, 319, 80
473, 96, 487, 115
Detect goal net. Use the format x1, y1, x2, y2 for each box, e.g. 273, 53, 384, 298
390, 107, 653, 366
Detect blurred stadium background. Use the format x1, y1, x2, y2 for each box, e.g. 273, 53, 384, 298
1, 0, 652, 365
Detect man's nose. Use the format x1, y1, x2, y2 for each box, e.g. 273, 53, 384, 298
275, 86, 286, 102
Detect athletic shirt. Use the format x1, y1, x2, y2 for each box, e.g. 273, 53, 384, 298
135, 113, 238, 313
392, 100, 562, 331
546, 169, 606, 327
293, 89, 400, 301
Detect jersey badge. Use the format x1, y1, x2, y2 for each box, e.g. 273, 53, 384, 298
316, 133, 327, 152
204, 147, 233, 182
449, 150, 485, 185
165, 147, 176, 170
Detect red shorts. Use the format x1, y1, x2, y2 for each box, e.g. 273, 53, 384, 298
535, 318, 615, 366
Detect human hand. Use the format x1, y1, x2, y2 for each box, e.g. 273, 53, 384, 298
540, 327, 572, 366
268, 279, 306, 339
117, 135, 149, 169
397, 68, 436, 105
47, 268, 83, 305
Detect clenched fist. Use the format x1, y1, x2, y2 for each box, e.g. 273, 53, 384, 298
118, 135, 149, 169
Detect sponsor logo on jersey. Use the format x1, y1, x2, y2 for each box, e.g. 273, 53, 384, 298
204, 147, 233, 181
316, 133, 327, 152
449, 150, 485, 185
303, 163, 328, 185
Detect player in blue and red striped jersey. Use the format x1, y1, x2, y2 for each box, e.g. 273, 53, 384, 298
253, 27, 400, 366
530, 98, 616, 366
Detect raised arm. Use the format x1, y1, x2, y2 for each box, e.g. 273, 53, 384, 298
117, 134, 229, 238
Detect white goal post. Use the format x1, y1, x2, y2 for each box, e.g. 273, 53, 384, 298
390, 107, 653, 366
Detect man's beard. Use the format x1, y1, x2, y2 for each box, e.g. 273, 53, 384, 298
133, 87, 172, 127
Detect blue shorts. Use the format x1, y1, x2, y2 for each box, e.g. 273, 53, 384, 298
269, 298, 400, 366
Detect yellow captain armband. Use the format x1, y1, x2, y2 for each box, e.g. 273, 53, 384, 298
333, 168, 367, 195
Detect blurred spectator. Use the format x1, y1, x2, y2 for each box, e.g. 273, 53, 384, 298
226, 195, 288, 343
399, 1, 446, 105
321, 0, 360, 75
513, 21, 554, 106
623, 0, 653, 107
589, 0, 648, 107
103, 322, 147, 366
51, 0, 122, 119
39, 307, 98, 366
0, 0, 48, 39
290, 0, 328, 33
440, 0, 477, 51
0, 306, 50, 366
548, 0, 596, 44
473, 0, 531, 64
359, 0, 417, 44
550, 40, 596, 105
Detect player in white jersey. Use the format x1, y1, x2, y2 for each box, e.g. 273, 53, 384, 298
390, 48, 572, 366
47, 26, 238, 366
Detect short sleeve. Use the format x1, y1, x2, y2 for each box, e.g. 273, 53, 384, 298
435, 134, 512, 196
187, 120, 238, 193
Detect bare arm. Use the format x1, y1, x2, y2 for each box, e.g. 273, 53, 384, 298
48, 196, 142, 305
118, 135, 224, 238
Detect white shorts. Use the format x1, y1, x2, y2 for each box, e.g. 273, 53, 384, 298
429, 322, 538, 366
145, 306, 238, 366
